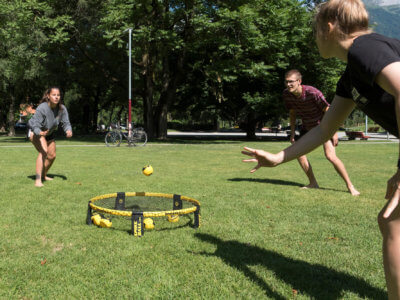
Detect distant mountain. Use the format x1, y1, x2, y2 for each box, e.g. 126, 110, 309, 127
378, 0, 400, 5
364, 0, 400, 6
364, 1, 400, 39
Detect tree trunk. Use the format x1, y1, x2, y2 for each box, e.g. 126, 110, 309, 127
245, 112, 257, 139
7, 89, 16, 137
154, 56, 173, 140
0, 108, 6, 132
143, 69, 154, 138
82, 104, 90, 134
142, 51, 155, 138
93, 89, 100, 133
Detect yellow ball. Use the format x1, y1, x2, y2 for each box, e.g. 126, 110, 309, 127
91, 214, 102, 226
167, 214, 180, 223
143, 218, 155, 230
142, 165, 153, 176
99, 218, 112, 228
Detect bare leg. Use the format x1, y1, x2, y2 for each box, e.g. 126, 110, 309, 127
43, 140, 56, 180
297, 155, 319, 189
378, 205, 400, 299
323, 140, 360, 196
30, 133, 48, 187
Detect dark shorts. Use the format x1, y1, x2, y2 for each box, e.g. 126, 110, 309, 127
45, 132, 56, 142
294, 128, 308, 141
27, 128, 56, 142
295, 128, 336, 145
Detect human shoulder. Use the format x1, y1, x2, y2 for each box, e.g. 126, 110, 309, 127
349, 33, 400, 84
302, 85, 324, 97
350, 33, 399, 58
35, 102, 50, 113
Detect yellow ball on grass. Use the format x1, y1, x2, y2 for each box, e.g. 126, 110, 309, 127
143, 218, 155, 230
167, 214, 180, 223
91, 214, 102, 226
99, 218, 112, 228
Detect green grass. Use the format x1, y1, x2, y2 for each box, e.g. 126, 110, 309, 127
0, 135, 396, 299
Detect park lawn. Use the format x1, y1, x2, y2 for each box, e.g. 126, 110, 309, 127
0, 135, 396, 299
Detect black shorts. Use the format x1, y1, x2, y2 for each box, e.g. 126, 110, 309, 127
45, 132, 56, 141
294, 128, 308, 141
27, 129, 56, 142
295, 128, 336, 145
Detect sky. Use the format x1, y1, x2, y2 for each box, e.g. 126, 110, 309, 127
379, 0, 400, 5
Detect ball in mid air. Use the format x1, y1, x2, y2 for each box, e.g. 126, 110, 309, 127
143, 218, 155, 230
142, 165, 153, 176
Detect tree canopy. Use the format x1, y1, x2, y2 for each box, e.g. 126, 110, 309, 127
0, 0, 345, 138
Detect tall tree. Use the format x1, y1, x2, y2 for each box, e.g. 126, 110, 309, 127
0, 0, 72, 136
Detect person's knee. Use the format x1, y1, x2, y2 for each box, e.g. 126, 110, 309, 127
39, 149, 48, 159
47, 152, 56, 161
325, 152, 337, 163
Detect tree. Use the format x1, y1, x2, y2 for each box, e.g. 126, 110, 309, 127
0, 0, 72, 136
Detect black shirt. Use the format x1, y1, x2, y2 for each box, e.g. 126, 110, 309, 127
336, 33, 400, 137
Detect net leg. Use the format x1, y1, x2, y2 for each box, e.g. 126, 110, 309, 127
173, 194, 183, 210
86, 202, 93, 225
115, 192, 126, 210
193, 205, 201, 228
131, 212, 144, 237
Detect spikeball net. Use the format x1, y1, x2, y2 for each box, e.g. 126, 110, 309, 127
86, 192, 201, 236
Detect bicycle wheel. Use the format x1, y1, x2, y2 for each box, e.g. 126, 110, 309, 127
131, 128, 147, 146
105, 131, 122, 147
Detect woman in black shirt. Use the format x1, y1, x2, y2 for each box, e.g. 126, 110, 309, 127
242, 0, 400, 297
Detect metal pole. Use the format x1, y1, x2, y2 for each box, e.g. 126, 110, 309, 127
128, 28, 132, 135
365, 115, 368, 135
128, 28, 132, 126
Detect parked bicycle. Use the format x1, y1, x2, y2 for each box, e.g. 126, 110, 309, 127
105, 123, 147, 147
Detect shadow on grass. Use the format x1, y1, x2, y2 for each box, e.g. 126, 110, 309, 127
0, 135, 28, 143
228, 177, 347, 193
229, 177, 303, 187
86, 214, 194, 235
194, 233, 385, 299
27, 174, 68, 181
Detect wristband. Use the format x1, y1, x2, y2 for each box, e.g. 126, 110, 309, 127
397, 159, 400, 169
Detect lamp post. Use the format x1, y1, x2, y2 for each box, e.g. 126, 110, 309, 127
126, 28, 133, 135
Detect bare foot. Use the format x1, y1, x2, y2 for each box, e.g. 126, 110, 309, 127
44, 176, 53, 181
301, 183, 319, 189
349, 186, 360, 196
35, 181, 44, 187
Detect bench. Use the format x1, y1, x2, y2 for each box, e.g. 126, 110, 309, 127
345, 131, 370, 140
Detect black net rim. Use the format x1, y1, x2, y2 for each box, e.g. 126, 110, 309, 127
89, 192, 200, 218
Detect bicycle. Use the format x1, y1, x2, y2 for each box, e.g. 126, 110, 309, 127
105, 123, 147, 147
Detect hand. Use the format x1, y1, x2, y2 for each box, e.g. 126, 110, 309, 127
66, 130, 73, 138
384, 170, 400, 218
40, 130, 49, 136
290, 135, 295, 144
332, 133, 338, 147
241, 147, 282, 173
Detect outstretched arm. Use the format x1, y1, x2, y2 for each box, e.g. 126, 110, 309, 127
242, 96, 356, 172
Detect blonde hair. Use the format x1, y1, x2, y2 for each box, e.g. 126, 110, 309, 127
314, 0, 371, 40
285, 69, 302, 80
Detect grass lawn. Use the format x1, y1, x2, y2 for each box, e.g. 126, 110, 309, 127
0, 135, 396, 299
